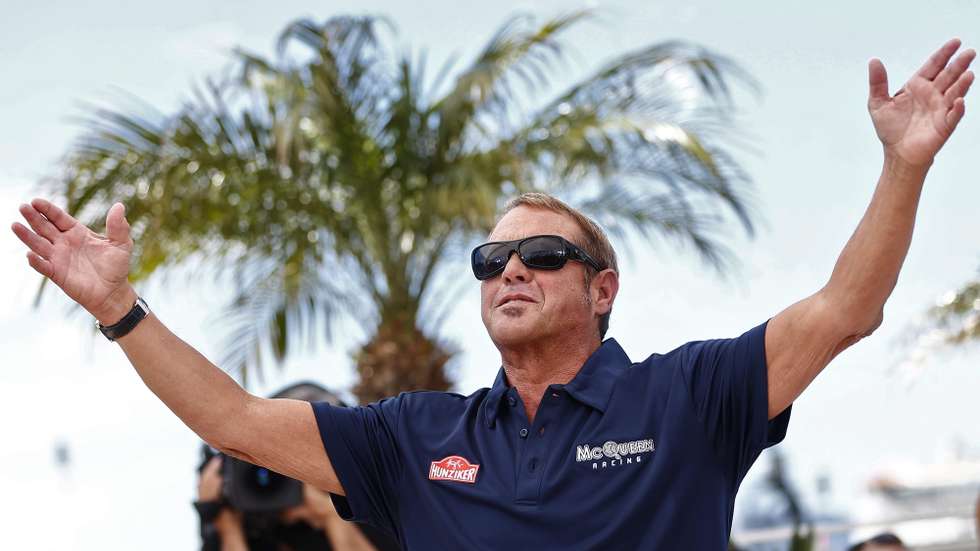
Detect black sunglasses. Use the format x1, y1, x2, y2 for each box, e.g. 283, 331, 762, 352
470, 234, 605, 280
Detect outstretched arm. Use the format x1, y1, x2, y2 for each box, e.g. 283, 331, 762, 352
765, 38, 975, 418
11, 199, 344, 494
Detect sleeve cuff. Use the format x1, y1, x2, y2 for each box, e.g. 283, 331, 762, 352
329, 493, 355, 521
310, 401, 371, 524
766, 404, 792, 447
758, 317, 792, 448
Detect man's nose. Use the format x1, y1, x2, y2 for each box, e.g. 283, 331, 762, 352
501, 251, 530, 283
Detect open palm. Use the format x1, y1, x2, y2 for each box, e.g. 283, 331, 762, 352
868, 38, 975, 166
11, 199, 133, 318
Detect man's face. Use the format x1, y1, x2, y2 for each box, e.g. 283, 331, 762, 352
480, 206, 602, 349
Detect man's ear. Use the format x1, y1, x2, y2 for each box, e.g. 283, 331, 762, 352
591, 269, 619, 316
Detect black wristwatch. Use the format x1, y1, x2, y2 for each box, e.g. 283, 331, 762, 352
97, 296, 150, 341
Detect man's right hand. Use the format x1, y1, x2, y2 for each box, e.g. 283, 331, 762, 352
12, 197, 346, 502
11, 198, 135, 324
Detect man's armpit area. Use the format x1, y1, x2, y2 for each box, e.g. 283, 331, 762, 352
765, 292, 869, 419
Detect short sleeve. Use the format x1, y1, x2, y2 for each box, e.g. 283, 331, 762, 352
680, 318, 791, 483
311, 397, 404, 536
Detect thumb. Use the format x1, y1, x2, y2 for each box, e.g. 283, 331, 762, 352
868, 58, 890, 107
105, 202, 131, 244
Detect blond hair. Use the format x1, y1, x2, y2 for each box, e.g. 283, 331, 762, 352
502, 193, 619, 339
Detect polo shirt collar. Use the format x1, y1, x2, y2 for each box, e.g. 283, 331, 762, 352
484, 368, 510, 428
484, 338, 632, 428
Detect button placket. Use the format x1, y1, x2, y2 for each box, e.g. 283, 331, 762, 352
513, 389, 562, 504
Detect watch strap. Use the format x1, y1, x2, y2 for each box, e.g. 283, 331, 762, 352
98, 296, 150, 341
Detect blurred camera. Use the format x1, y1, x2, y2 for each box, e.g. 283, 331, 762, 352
221, 451, 304, 513
197, 381, 348, 514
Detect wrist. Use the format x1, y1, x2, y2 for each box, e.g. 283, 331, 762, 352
882, 148, 934, 176
94, 285, 139, 326
213, 509, 244, 536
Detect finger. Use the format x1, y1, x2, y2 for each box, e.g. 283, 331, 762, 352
945, 97, 966, 129
19, 203, 60, 242
944, 70, 975, 104
917, 38, 962, 81
105, 202, 131, 244
935, 48, 976, 92
868, 58, 890, 105
204, 456, 222, 473
30, 198, 78, 233
26, 250, 54, 279
11, 222, 54, 258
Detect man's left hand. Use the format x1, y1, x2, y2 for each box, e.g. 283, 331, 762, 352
868, 38, 975, 167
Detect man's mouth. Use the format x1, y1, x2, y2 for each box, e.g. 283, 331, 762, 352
498, 293, 536, 307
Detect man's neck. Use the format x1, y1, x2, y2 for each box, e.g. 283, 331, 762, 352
499, 333, 601, 423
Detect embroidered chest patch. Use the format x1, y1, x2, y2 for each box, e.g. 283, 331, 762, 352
575, 437, 655, 470
428, 455, 480, 484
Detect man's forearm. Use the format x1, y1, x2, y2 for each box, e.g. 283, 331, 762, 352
823, 154, 931, 332
103, 284, 249, 448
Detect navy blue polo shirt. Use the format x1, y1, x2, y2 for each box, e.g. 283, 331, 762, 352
311, 318, 791, 549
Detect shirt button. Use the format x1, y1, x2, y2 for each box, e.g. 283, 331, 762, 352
519, 428, 529, 438
507, 396, 517, 407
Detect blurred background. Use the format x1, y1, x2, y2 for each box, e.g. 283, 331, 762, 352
1, 0, 978, 549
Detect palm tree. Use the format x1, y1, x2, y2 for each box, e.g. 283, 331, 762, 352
892, 264, 980, 374
45, 10, 762, 402
917, 270, 980, 346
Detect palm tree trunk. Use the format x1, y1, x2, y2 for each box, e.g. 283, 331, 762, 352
352, 305, 453, 404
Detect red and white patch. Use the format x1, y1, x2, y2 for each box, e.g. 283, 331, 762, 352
428, 455, 480, 484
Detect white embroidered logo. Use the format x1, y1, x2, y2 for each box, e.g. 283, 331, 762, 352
575, 438, 655, 470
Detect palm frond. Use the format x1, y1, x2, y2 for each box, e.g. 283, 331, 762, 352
430, 10, 592, 163
473, 39, 763, 271
544, 39, 760, 119
923, 276, 980, 345
574, 181, 740, 276
217, 250, 360, 386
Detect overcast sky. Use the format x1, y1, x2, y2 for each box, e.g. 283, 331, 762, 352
2, 0, 978, 548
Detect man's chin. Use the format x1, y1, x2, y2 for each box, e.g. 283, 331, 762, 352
489, 320, 540, 347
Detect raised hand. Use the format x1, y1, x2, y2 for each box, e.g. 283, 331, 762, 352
868, 38, 975, 167
11, 199, 134, 323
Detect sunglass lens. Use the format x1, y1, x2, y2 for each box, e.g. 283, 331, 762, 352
473, 243, 511, 279
520, 236, 565, 269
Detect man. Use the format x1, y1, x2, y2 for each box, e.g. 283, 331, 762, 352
10, 39, 974, 548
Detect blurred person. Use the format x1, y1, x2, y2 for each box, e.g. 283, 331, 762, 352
192, 382, 399, 551
847, 532, 908, 551
11, 39, 975, 549
975, 491, 979, 549
194, 453, 383, 551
